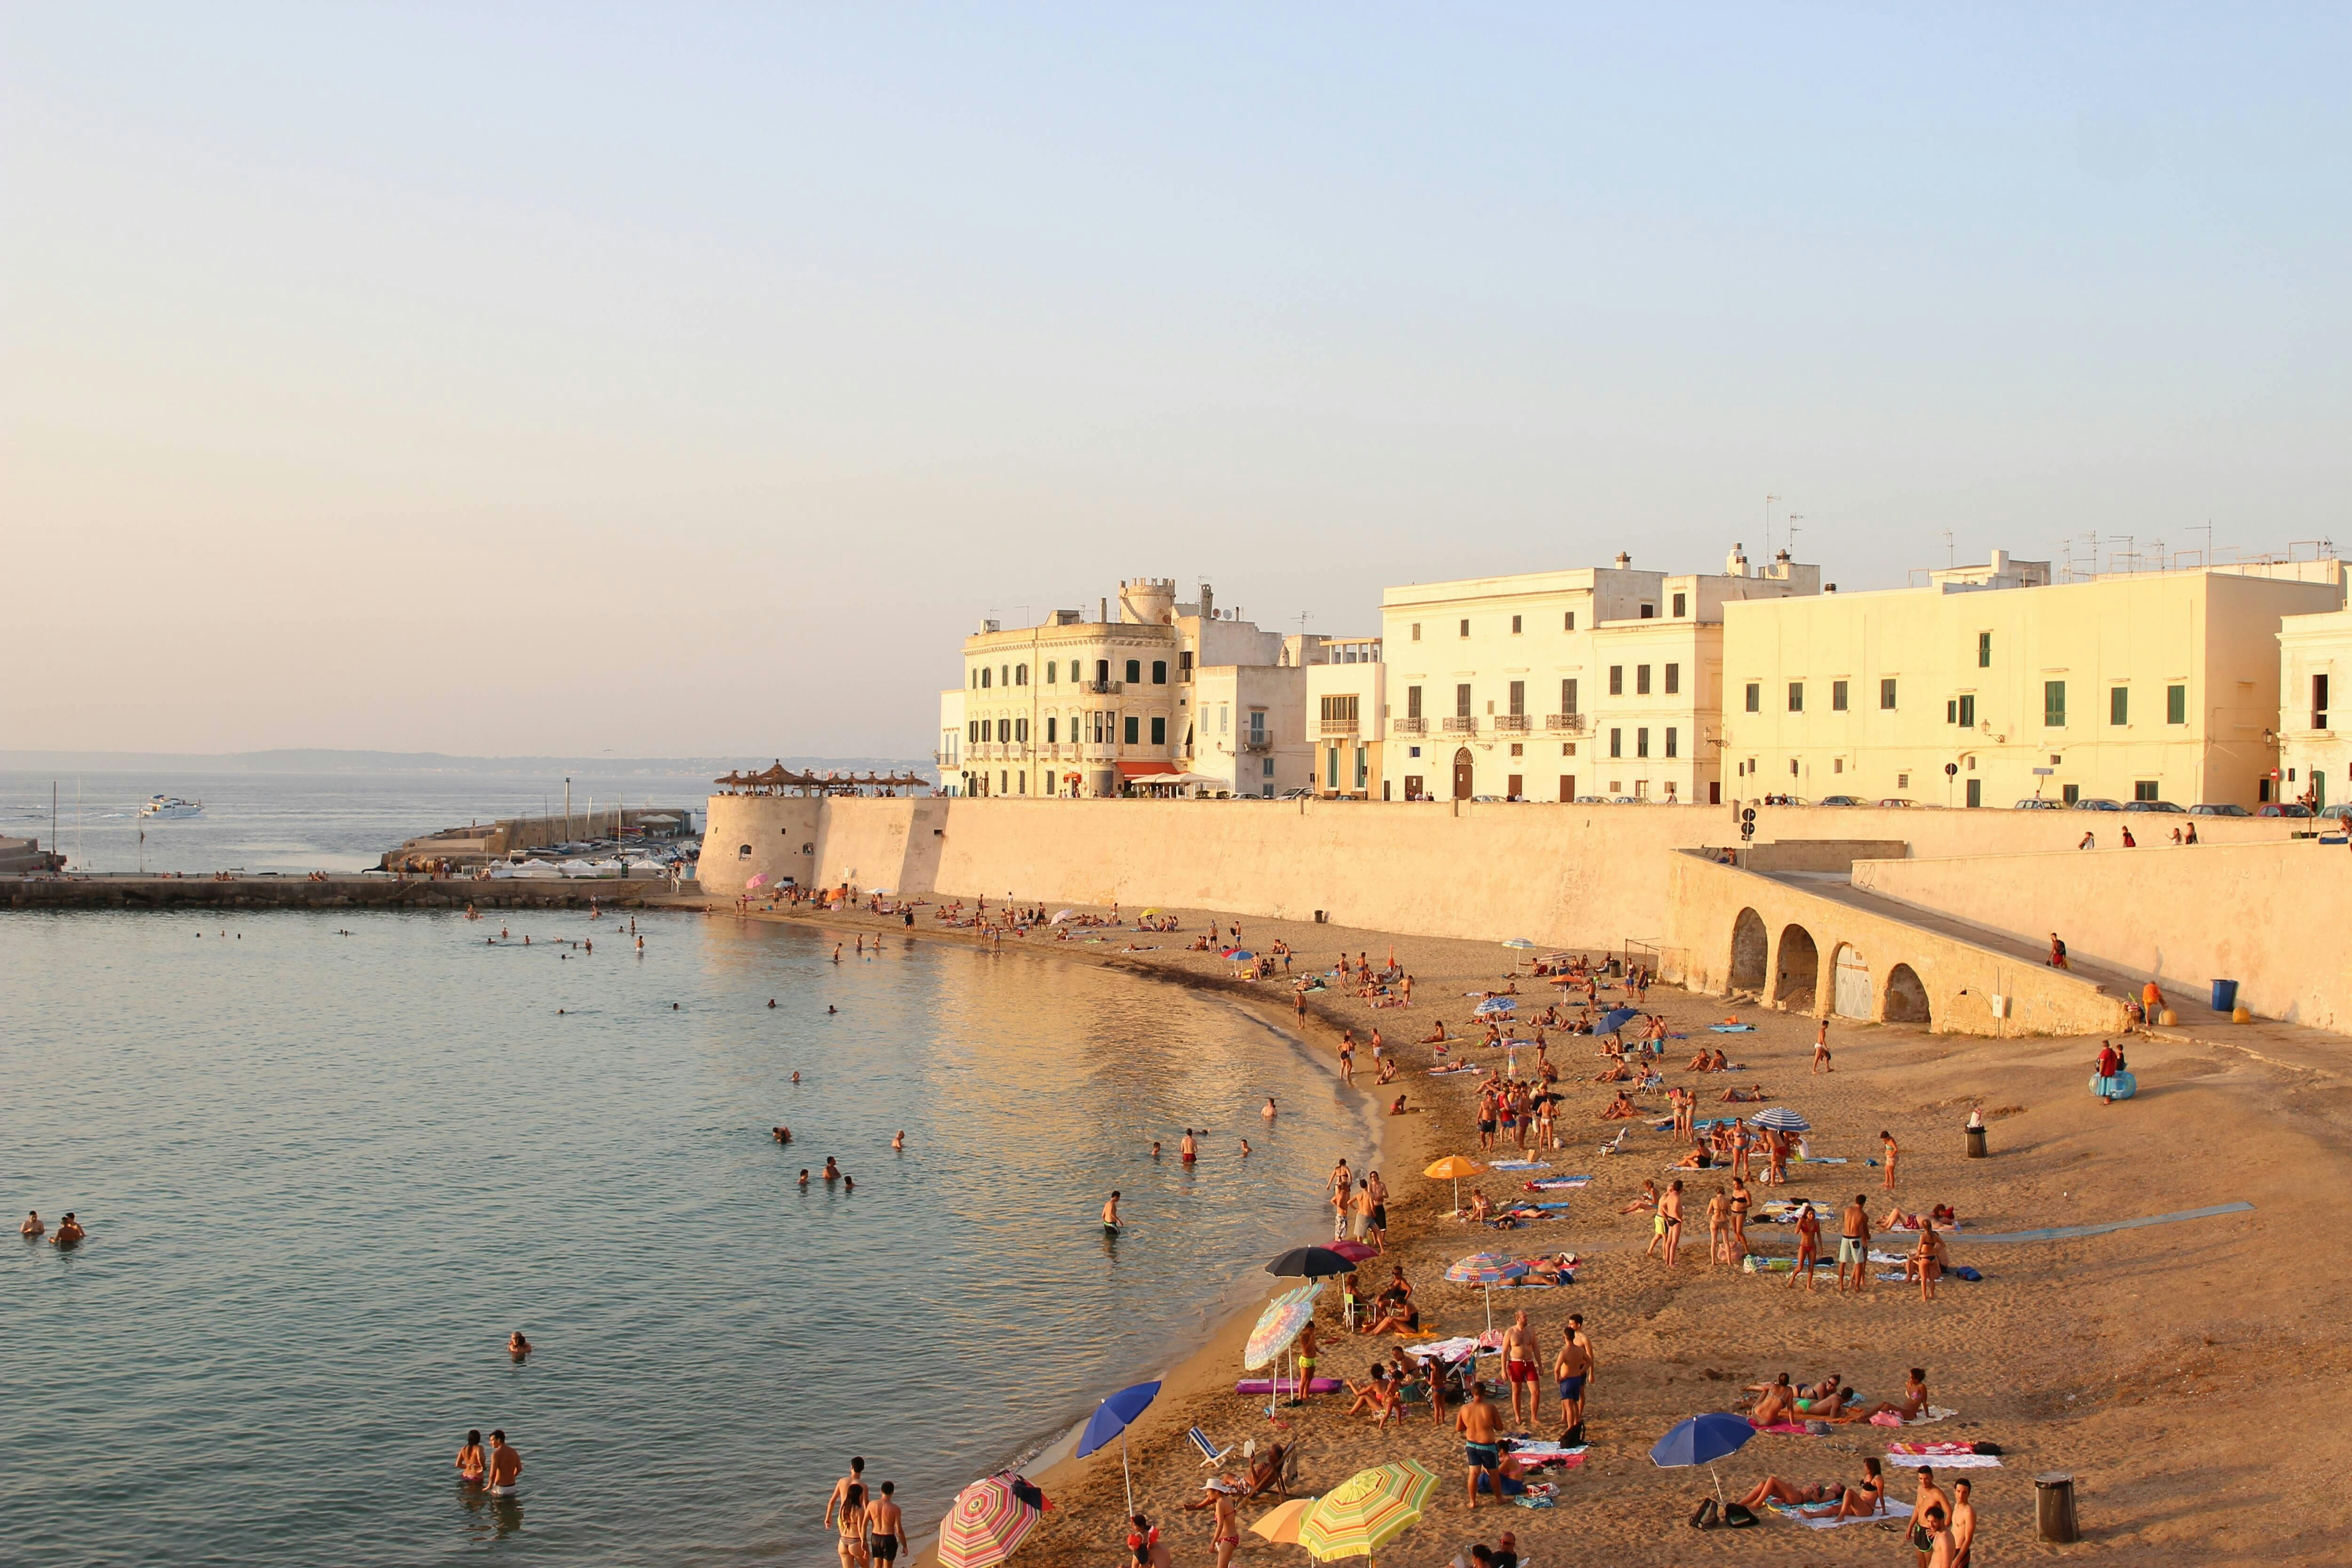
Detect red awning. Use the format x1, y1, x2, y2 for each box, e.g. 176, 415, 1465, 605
1114, 760, 1179, 779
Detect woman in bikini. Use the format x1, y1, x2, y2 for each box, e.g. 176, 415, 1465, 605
454, 1430, 487, 1487
1727, 1177, 1752, 1260
836, 1483, 871, 1568
1183, 1480, 1243, 1568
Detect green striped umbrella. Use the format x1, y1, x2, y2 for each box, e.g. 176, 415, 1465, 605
1297, 1460, 1440, 1562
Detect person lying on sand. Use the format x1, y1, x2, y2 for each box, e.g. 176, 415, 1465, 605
1621, 1180, 1660, 1214
1830, 1368, 1930, 1423
1718, 1084, 1770, 1103
1592, 1062, 1633, 1083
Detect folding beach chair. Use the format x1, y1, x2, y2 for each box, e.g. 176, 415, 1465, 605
1188, 1427, 1232, 1467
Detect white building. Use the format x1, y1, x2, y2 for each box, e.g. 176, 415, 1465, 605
2279, 606, 2352, 811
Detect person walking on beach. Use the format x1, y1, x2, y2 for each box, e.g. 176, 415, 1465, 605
1553, 1316, 1594, 1444
866, 1480, 906, 1566
1456, 1380, 1505, 1508
1659, 1180, 1685, 1265
1813, 1020, 1832, 1073
1332, 1178, 1354, 1241
1880, 1131, 1900, 1190
1837, 1194, 1873, 1294
1792, 1202, 1822, 1290
1500, 1309, 1541, 1426
825, 1457, 868, 1530
1183, 1480, 1242, 1568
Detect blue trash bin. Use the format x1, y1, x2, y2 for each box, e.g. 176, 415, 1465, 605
2210, 979, 2239, 1013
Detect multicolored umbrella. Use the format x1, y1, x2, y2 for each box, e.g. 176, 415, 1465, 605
1472, 997, 1516, 1016
1244, 1283, 1321, 1369
937, 1473, 1045, 1568
1445, 1251, 1530, 1333
1297, 1460, 1440, 1561
1500, 938, 1536, 950
1750, 1106, 1811, 1131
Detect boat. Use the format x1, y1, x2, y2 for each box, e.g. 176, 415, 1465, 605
138, 796, 205, 820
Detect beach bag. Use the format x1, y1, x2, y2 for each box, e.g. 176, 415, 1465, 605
1952, 1265, 1984, 1282
1723, 1503, 1758, 1528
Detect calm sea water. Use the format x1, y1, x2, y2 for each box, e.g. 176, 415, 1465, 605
0, 769, 718, 875
0, 908, 1375, 1566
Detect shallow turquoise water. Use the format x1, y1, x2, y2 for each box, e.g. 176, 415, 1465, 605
0, 909, 1373, 1566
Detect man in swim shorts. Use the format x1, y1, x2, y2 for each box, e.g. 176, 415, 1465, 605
866, 1479, 906, 1564
1455, 1380, 1505, 1506
1554, 1316, 1594, 1443
1180, 1130, 1198, 1164
484, 1431, 522, 1496
1500, 1309, 1542, 1425
1837, 1194, 1872, 1294
1103, 1192, 1121, 1230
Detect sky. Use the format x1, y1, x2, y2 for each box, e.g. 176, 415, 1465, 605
6, 5, 2348, 757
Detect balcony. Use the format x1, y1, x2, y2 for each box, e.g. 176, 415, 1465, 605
1441, 716, 1479, 734
1081, 679, 1123, 695
1391, 716, 1426, 736
1319, 719, 1360, 738
934, 749, 960, 767
1546, 712, 1587, 733
1494, 713, 1531, 733
1239, 735, 1274, 754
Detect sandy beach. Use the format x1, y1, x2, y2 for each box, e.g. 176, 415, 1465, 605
711, 894, 2352, 1566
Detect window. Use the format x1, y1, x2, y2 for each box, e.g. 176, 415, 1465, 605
1609, 727, 1622, 758
1151, 660, 1167, 685
1248, 709, 1267, 742
1320, 695, 1359, 724
1150, 715, 1166, 745
1014, 718, 1027, 742
1831, 680, 1848, 712
1636, 727, 1649, 758
1608, 666, 1623, 696
1327, 748, 1340, 788
1636, 664, 1651, 696
1672, 592, 1686, 617
1355, 748, 1368, 790
968, 719, 979, 743
1898, 771, 1911, 789
738, 844, 751, 858
1001, 667, 1010, 687
1639, 604, 1655, 619
1958, 694, 1976, 727
1015, 663, 1027, 685
1123, 716, 1140, 745
1218, 705, 1229, 735
1459, 619, 1470, 638
2167, 684, 2186, 724
1455, 684, 1473, 718
1966, 778, 1981, 808
1978, 631, 1992, 668
1665, 663, 1679, 696
1947, 700, 1955, 723
1406, 685, 1423, 720
1564, 611, 1576, 631
1262, 757, 1275, 778
1561, 678, 1579, 715
1787, 682, 1804, 713
996, 719, 1010, 743
1178, 651, 1192, 680
2135, 780, 2160, 802
1511, 614, 1523, 634
1665, 727, 1678, 758
1045, 717, 1057, 743
2110, 686, 2129, 725
1744, 682, 1760, 713
980, 667, 992, 688
1881, 678, 1897, 710
2316, 673, 2331, 730
2044, 680, 2066, 727
1508, 680, 1525, 716
1125, 659, 1141, 684
1411, 623, 1422, 641
2063, 782, 2081, 805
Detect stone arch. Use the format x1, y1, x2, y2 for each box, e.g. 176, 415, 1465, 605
1729, 908, 1768, 990
1774, 924, 1821, 1011
1831, 941, 1872, 1019
1883, 963, 1931, 1025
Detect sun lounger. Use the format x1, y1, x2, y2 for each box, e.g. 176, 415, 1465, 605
1189, 1427, 1232, 1466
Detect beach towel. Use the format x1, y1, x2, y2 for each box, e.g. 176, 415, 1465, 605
1883, 1452, 2002, 1468
1754, 1421, 1818, 1436
1234, 1377, 1341, 1395
1793, 1155, 1849, 1164
1774, 1498, 1913, 1531
1502, 1441, 1587, 1460
1708, 1024, 1757, 1033
1488, 1160, 1550, 1170
1526, 1177, 1591, 1190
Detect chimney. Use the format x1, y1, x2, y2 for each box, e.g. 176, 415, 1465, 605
1099, 596, 1107, 622
1989, 548, 2009, 575
1725, 542, 1749, 577
1200, 582, 1215, 620
1614, 551, 1631, 570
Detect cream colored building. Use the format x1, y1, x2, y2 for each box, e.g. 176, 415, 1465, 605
1721, 555, 2344, 810
943, 578, 1333, 799
1379, 546, 1820, 803
2278, 607, 2352, 810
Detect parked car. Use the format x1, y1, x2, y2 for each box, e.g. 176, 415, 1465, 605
2070, 797, 2125, 811
1873, 797, 1915, 808
2121, 799, 2185, 813
1276, 788, 1315, 801
1572, 795, 1607, 804
1817, 794, 1866, 806
2318, 804, 2352, 824
1609, 796, 1645, 804
2257, 803, 2314, 818
2014, 797, 2063, 809
2187, 802, 2251, 817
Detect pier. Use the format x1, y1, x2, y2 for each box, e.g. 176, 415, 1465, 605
7, 874, 694, 912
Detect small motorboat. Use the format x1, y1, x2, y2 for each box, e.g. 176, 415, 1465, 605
138, 795, 204, 819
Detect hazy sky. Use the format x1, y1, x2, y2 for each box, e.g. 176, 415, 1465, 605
7, 6, 2347, 756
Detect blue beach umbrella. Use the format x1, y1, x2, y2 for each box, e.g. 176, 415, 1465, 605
1598, 1007, 1639, 1035
1650, 1413, 1755, 1503
1078, 1379, 1163, 1513
1473, 997, 1516, 1017
1227, 950, 1256, 963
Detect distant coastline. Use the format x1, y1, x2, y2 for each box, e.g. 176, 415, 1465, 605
0, 748, 936, 779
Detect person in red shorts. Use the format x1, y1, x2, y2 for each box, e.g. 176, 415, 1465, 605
1499, 1308, 1542, 1425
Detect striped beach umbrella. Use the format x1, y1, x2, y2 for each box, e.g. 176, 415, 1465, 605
1500, 938, 1536, 951
1749, 1107, 1811, 1132
937, 1473, 1044, 1568
1472, 997, 1516, 1016
1445, 1251, 1530, 1333
1297, 1460, 1440, 1562
1244, 1284, 1320, 1370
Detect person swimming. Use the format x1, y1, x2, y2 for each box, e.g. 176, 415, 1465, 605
52, 1212, 85, 1247
824, 1157, 841, 1181
1103, 1191, 1122, 1230
774, 1127, 792, 1144
798, 1169, 810, 1186
508, 1331, 532, 1360
1263, 1098, 1278, 1119
456, 1430, 487, 1487
1180, 1130, 1198, 1164
891, 1130, 905, 1151
792, 1071, 801, 1084
20, 1210, 43, 1238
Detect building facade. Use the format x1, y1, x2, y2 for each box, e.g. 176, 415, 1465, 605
1378, 546, 1819, 802
2279, 606, 2352, 810
1720, 556, 2343, 809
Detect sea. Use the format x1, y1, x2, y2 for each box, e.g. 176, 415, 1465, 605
0, 775, 1377, 1566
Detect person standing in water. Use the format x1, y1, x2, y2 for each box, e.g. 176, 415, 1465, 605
1102, 1192, 1121, 1230
455, 1430, 487, 1486
484, 1431, 522, 1496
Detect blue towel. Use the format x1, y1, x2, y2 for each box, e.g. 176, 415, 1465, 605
1708, 1024, 1757, 1033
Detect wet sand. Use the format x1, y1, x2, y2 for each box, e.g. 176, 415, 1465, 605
706, 895, 2352, 1566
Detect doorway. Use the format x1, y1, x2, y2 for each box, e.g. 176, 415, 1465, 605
1833, 944, 1871, 1018
1452, 748, 1474, 800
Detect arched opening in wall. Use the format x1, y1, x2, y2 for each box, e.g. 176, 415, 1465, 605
1883, 963, 1931, 1026
1729, 908, 1767, 990
1452, 748, 1475, 801
1774, 924, 1820, 1011
1832, 943, 1872, 1019
738, 844, 753, 858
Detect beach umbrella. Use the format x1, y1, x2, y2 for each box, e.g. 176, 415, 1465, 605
1326, 1239, 1378, 1263
744, 873, 768, 890
1050, 909, 1078, 923
1472, 997, 1516, 1016
1265, 1245, 1354, 1279
1225, 950, 1256, 964
1141, 907, 1163, 916
1250, 1496, 1317, 1545
1500, 938, 1536, 950
1749, 1106, 1810, 1132
1244, 1285, 1321, 1369
1076, 1379, 1161, 1514
1598, 1006, 1639, 1035
1445, 1251, 1530, 1333
1422, 1154, 1484, 1214
938, 1474, 1045, 1568
1650, 1413, 1756, 1504
1297, 1460, 1440, 1562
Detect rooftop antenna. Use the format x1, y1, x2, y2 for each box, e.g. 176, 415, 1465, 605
1785, 515, 1804, 558
1941, 529, 1955, 568
2195, 520, 2215, 566
1764, 494, 1780, 557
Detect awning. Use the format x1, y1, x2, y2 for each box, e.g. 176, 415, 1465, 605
1115, 761, 1180, 779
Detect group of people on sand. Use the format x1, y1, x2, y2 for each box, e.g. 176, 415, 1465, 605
20, 1210, 84, 1246
1745, 1364, 1934, 1428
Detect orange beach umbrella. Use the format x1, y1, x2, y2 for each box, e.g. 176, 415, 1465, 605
1422, 1154, 1483, 1214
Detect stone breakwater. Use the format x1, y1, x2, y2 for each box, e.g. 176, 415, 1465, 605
6, 876, 689, 912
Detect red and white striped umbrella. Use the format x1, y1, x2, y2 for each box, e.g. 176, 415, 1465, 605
938, 1473, 1045, 1568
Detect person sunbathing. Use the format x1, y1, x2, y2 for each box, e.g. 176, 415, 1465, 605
1831, 1459, 1887, 1519
1359, 1299, 1421, 1335
1592, 1062, 1633, 1083
1748, 1375, 1797, 1427
1709, 1048, 1730, 1071
1929, 1203, 1957, 1226
1598, 1092, 1641, 1120
1832, 1369, 1930, 1423
1718, 1084, 1769, 1102
1376, 1058, 1398, 1085
1422, 1022, 1450, 1044
1238, 1442, 1290, 1499
1737, 1475, 1845, 1508
1525, 1252, 1575, 1284
1344, 1371, 1399, 1424
1621, 1180, 1660, 1214
1880, 1202, 1921, 1230
1673, 1144, 1714, 1169
1684, 1048, 1714, 1071
1467, 1189, 1495, 1222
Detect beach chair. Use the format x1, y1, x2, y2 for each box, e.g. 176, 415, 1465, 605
1188, 1427, 1232, 1468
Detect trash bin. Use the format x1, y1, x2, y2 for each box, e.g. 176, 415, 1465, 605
2210, 979, 2239, 1013
1964, 1125, 1988, 1159
2035, 1473, 2080, 1543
